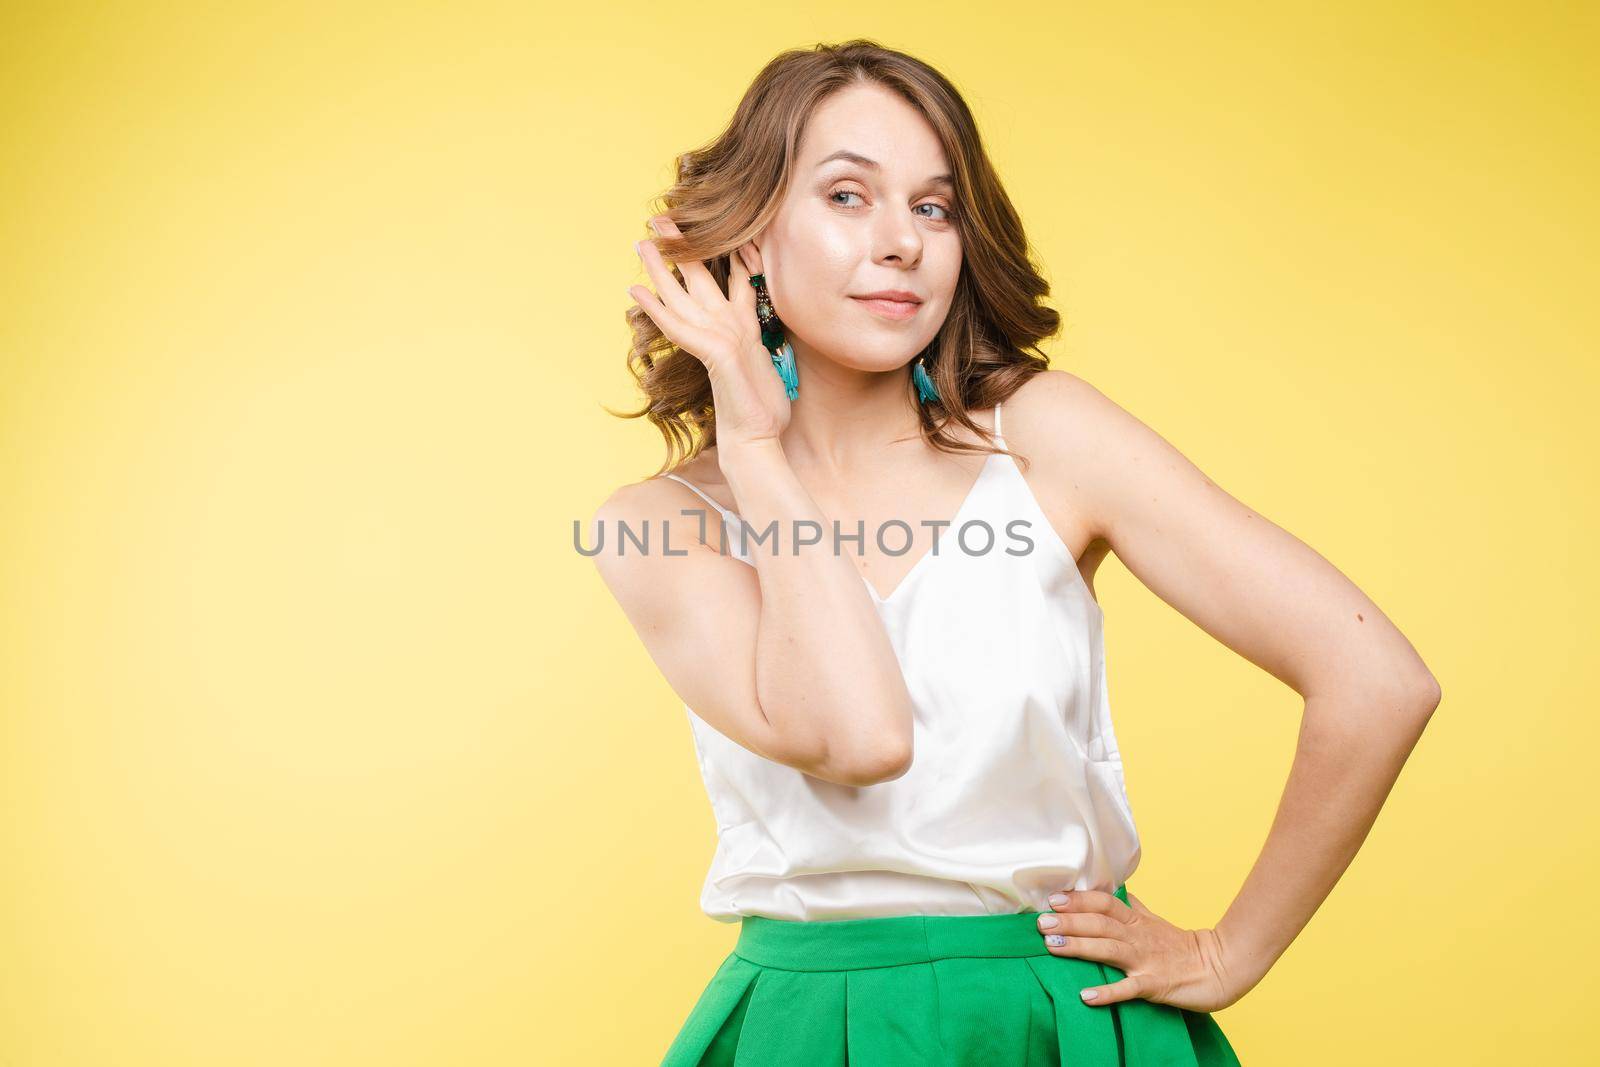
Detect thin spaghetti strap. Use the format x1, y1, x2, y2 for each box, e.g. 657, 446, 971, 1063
994, 400, 1006, 448
663, 473, 733, 519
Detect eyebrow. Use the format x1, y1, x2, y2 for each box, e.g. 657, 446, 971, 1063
815, 149, 953, 188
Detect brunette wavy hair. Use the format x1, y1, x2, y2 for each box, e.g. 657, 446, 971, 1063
614, 38, 1059, 475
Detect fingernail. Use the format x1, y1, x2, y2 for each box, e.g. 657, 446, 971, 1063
1048, 893, 1069, 907
1037, 914, 1059, 930
1080, 989, 1099, 1002
1045, 934, 1066, 947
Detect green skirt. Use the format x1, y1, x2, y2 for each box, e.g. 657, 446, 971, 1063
659, 885, 1241, 1066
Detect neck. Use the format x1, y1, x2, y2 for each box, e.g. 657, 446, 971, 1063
775, 342, 927, 476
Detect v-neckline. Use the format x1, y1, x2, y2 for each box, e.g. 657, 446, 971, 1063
859, 452, 1001, 607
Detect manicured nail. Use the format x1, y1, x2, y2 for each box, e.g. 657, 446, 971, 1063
1080, 989, 1099, 1002
1045, 935, 1066, 947
1037, 914, 1059, 930
1048, 893, 1069, 907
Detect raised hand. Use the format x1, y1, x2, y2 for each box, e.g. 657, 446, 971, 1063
1036, 888, 1245, 1012
627, 214, 794, 449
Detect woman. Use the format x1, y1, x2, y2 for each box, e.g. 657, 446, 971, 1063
592, 39, 1440, 1066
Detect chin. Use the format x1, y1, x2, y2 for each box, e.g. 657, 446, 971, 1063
839, 349, 929, 374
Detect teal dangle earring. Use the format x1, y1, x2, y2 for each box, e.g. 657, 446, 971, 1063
912, 349, 941, 405
747, 273, 799, 400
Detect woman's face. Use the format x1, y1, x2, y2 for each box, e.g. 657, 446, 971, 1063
757, 81, 963, 376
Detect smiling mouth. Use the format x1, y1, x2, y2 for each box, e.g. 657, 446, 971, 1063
851, 296, 922, 319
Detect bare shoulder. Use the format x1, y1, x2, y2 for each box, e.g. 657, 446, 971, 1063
590, 450, 727, 520
589, 475, 664, 536
1010, 366, 1277, 596
587, 458, 731, 581
1011, 373, 1440, 704
1002, 367, 1121, 447
998, 369, 1129, 555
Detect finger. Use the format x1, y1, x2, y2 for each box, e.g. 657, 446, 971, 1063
650, 214, 722, 305
625, 283, 709, 367
726, 241, 756, 311
1042, 932, 1132, 969
1038, 911, 1123, 940
1049, 889, 1135, 923
740, 239, 766, 278
1077, 972, 1145, 1007
637, 238, 703, 324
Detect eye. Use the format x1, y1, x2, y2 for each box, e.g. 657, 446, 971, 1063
916, 202, 954, 221
828, 188, 866, 208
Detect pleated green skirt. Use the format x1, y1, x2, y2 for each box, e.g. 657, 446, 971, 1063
659, 885, 1241, 1066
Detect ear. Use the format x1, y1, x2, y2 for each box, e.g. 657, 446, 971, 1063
743, 240, 767, 278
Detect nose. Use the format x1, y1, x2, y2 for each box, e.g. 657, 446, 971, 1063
874, 209, 924, 267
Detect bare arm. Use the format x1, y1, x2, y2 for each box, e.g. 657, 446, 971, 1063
594, 216, 914, 787
592, 442, 914, 787
1021, 369, 1441, 1001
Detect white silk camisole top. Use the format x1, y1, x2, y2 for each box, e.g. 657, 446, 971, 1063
661, 401, 1141, 923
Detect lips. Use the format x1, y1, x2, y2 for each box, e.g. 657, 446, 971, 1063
851, 292, 923, 320
853, 290, 923, 304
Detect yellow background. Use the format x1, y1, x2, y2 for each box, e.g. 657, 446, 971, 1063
3, 2, 1595, 1063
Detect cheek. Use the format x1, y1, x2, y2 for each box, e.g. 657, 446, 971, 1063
780, 218, 859, 289
769, 225, 860, 316
808, 225, 862, 277
936, 240, 964, 290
